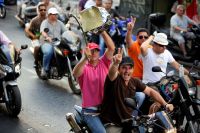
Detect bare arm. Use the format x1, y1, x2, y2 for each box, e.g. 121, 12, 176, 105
170, 61, 189, 75
101, 31, 115, 60
125, 17, 136, 48
143, 86, 174, 111
72, 56, 88, 78
24, 22, 37, 40
140, 35, 154, 56
108, 49, 123, 81
73, 47, 91, 78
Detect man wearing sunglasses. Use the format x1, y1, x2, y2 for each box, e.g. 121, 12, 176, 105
125, 17, 150, 116
25, 3, 47, 68
140, 32, 189, 114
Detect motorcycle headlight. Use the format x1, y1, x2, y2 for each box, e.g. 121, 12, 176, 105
15, 64, 21, 74
3, 65, 13, 73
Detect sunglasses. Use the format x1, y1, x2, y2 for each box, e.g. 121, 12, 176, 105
138, 35, 148, 39
39, 9, 46, 11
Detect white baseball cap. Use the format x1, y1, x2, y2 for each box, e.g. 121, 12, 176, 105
48, 7, 59, 15
153, 33, 168, 45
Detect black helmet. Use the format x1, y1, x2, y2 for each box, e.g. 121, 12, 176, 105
119, 56, 134, 67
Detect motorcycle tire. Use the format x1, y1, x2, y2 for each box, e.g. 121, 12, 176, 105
5, 85, 22, 117
68, 74, 81, 95
0, 6, 6, 19
185, 119, 200, 133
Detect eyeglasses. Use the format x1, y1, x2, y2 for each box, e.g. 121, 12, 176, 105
39, 9, 46, 12
138, 35, 148, 39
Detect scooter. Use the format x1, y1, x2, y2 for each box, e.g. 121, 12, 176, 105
0, 0, 6, 18
0, 44, 28, 116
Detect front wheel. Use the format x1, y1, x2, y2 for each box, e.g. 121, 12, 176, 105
5, 85, 22, 117
185, 119, 200, 133
68, 73, 81, 95
0, 6, 6, 18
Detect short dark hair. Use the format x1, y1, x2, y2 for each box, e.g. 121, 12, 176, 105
38, 3, 46, 10
136, 28, 149, 36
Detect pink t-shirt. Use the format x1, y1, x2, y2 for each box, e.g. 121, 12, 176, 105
78, 55, 111, 108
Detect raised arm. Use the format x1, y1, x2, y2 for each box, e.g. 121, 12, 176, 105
125, 17, 136, 48
73, 47, 91, 78
140, 35, 154, 56
101, 31, 115, 60
108, 48, 123, 81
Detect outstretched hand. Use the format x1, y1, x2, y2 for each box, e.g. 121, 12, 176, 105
127, 16, 136, 31
113, 48, 123, 65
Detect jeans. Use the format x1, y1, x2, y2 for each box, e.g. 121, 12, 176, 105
0, 45, 12, 64
81, 108, 106, 133
41, 43, 54, 71
133, 92, 145, 116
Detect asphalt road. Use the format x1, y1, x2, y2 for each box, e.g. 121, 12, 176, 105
0, 5, 81, 133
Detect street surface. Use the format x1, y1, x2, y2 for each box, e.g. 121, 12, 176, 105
0, 5, 81, 133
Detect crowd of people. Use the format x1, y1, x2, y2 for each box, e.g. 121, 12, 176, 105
1, 0, 196, 132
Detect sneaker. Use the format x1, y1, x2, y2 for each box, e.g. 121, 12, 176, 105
41, 68, 47, 79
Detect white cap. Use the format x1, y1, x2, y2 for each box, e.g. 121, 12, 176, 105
153, 33, 168, 45
48, 7, 59, 15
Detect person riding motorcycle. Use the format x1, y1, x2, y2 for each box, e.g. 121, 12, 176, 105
170, 4, 197, 57
140, 32, 189, 114
37, 0, 63, 14
39, 7, 67, 79
72, 30, 115, 133
100, 50, 174, 132
0, 30, 19, 64
24, 3, 47, 67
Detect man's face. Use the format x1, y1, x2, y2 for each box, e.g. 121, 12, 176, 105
90, 48, 100, 61
96, 0, 102, 7
39, 6, 46, 16
48, 14, 58, 22
137, 31, 149, 45
177, 7, 185, 16
119, 65, 133, 82
153, 42, 166, 54
103, 1, 112, 10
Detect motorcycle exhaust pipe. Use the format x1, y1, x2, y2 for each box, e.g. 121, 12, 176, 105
66, 113, 82, 133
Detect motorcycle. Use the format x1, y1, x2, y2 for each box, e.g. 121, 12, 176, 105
0, 0, 6, 18
15, 0, 69, 28
15, 0, 39, 27
149, 13, 200, 62
152, 63, 200, 133
108, 17, 134, 56
0, 44, 28, 116
66, 98, 176, 133
35, 28, 82, 94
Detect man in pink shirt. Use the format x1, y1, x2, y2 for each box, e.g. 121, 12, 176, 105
73, 30, 115, 133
